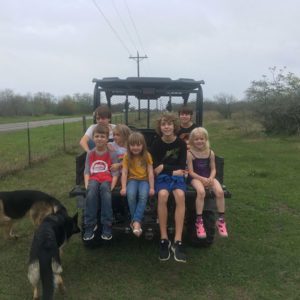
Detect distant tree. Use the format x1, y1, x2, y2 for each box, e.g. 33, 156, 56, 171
213, 93, 237, 119
73, 93, 93, 114
31, 92, 56, 115
246, 67, 300, 135
56, 96, 76, 115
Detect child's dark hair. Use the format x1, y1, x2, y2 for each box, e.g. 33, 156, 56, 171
127, 132, 149, 165
178, 105, 193, 116
94, 105, 112, 119
155, 112, 180, 136
93, 124, 109, 138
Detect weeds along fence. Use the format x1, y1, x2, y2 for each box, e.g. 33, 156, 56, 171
0, 112, 144, 178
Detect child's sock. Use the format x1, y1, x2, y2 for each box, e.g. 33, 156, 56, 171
196, 214, 203, 223
218, 212, 225, 221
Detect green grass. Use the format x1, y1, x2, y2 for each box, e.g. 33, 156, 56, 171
0, 118, 300, 299
0, 121, 88, 177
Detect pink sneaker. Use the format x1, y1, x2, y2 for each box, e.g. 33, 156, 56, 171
216, 219, 228, 237
195, 219, 206, 239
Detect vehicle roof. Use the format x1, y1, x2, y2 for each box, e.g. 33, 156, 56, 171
92, 77, 204, 100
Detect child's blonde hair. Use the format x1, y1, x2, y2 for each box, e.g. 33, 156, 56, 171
113, 124, 131, 145
189, 127, 210, 150
155, 112, 179, 136
127, 132, 148, 163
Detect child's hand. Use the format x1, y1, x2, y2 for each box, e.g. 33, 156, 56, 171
201, 177, 210, 187
110, 163, 120, 172
207, 177, 214, 187
173, 169, 185, 176
149, 188, 155, 197
120, 188, 126, 196
107, 143, 116, 152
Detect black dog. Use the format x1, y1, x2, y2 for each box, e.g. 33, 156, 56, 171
0, 190, 63, 239
27, 206, 80, 300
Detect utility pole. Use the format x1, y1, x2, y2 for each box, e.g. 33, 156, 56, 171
129, 51, 148, 120
129, 51, 148, 77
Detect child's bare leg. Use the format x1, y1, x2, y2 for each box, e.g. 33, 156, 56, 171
213, 179, 228, 237
191, 179, 206, 238
173, 189, 185, 242
157, 189, 169, 240
212, 179, 225, 213
191, 179, 205, 215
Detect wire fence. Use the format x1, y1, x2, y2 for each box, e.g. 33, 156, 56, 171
0, 112, 158, 178
0, 117, 92, 178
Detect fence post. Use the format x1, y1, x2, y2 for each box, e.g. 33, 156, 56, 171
27, 122, 31, 168
82, 116, 87, 133
63, 120, 66, 152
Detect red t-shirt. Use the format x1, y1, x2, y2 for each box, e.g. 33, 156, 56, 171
88, 150, 114, 183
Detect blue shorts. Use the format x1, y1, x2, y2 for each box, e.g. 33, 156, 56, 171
155, 174, 186, 193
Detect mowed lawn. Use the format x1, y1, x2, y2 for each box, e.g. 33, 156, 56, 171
0, 119, 299, 299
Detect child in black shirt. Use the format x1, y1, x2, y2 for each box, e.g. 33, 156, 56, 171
150, 112, 187, 263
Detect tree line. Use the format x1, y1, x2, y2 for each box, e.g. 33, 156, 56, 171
1, 67, 299, 135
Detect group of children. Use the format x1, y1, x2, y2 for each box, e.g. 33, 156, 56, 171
80, 105, 228, 263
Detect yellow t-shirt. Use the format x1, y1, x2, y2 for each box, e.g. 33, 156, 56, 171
122, 152, 153, 180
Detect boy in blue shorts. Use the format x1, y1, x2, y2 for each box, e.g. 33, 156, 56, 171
150, 112, 187, 263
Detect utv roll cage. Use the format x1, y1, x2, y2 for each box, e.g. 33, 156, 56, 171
92, 77, 205, 127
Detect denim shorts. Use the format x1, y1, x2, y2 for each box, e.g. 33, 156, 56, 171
155, 174, 186, 193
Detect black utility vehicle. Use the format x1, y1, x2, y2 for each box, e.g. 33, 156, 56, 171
70, 77, 231, 247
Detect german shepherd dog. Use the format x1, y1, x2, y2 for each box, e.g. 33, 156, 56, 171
28, 206, 80, 300
0, 190, 63, 239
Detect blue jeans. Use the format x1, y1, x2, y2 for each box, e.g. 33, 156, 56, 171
126, 180, 149, 223
84, 180, 112, 227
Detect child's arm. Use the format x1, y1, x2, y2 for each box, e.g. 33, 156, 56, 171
111, 176, 118, 191
84, 151, 91, 189
80, 125, 94, 152
84, 174, 90, 189
147, 163, 155, 196
208, 150, 217, 185
111, 162, 122, 172
154, 164, 164, 176
120, 166, 128, 196
80, 134, 91, 153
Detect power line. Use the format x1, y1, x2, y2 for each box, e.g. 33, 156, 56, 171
124, 0, 147, 55
111, 0, 138, 53
92, 0, 132, 55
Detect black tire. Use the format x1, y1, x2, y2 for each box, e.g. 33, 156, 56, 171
186, 209, 216, 247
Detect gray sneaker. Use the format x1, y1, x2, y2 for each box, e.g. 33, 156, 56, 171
83, 224, 97, 241
159, 239, 171, 261
101, 224, 112, 240
171, 241, 187, 263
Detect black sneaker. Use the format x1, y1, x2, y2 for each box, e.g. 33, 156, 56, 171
171, 241, 187, 263
159, 239, 171, 261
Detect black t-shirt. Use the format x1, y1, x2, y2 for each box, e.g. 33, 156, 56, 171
177, 123, 197, 143
150, 137, 187, 176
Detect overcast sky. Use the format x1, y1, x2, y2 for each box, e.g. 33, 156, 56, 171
1, 0, 300, 100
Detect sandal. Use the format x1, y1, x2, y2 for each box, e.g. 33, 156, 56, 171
130, 222, 143, 237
